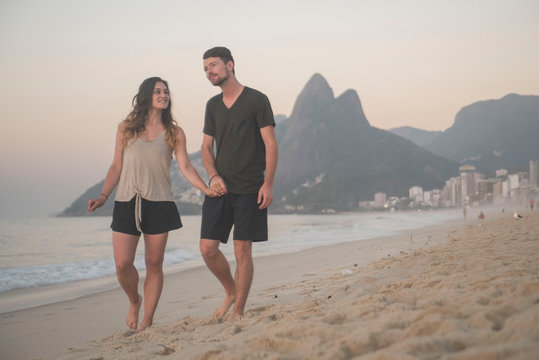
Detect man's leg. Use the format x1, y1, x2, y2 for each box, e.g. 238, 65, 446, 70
228, 240, 253, 320
112, 231, 142, 330
200, 238, 236, 317
139, 232, 168, 331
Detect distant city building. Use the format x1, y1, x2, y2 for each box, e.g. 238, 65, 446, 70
373, 192, 387, 208
530, 160, 538, 189
514, 184, 529, 204
508, 174, 520, 191
409, 186, 423, 203
388, 196, 400, 207
430, 189, 443, 207
177, 188, 204, 205
356, 158, 537, 212
423, 190, 431, 204
460, 164, 478, 205
477, 179, 498, 203
492, 181, 503, 203
443, 177, 461, 207
502, 180, 510, 198
496, 169, 508, 178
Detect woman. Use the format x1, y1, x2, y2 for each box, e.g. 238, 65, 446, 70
88, 77, 217, 332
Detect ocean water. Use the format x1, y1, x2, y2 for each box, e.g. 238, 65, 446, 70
0, 210, 462, 294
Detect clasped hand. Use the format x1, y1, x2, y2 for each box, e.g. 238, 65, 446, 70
209, 175, 227, 197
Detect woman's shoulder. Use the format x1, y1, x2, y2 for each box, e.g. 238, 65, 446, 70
173, 125, 186, 138
118, 119, 129, 131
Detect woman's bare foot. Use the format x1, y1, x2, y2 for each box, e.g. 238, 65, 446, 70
226, 310, 243, 322
137, 320, 152, 333
213, 294, 235, 318
126, 295, 142, 330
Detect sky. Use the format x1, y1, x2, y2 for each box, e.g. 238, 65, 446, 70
1, 0, 538, 217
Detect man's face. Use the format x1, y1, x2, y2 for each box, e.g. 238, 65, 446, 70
203, 57, 230, 86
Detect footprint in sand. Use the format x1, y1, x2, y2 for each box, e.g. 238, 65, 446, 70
323, 313, 347, 325
477, 297, 490, 306
485, 305, 516, 331
248, 305, 273, 316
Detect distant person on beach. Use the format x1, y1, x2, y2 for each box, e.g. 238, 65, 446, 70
478, 211, 485, 220
87, 77, 217, 332
463, 207, 467, 219
200, 47, 278, 321
531, 198, 535, 211
514, 210, 523, 219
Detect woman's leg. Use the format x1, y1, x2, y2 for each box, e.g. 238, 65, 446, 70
112, 231, 141, 330
139, 232, 168, 331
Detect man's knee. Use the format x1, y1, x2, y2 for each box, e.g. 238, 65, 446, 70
234, 241, 252, 263
200, 239, 220, 260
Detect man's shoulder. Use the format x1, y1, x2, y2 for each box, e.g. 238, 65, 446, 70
206, 93, 222, 107
242, 87, 271, 106
244, 86, 267, 99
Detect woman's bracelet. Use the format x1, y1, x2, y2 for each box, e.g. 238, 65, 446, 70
208, 174, 218, 186
99, 193, 109, 201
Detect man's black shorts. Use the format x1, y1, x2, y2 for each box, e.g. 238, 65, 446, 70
201, 193, 267, 243
111, 196, 182, 236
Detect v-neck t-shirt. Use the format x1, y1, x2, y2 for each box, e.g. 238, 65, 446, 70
203, 87, 275, 194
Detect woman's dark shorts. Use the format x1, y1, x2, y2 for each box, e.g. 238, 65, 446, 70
111, 196, 182, 236
201, 193, 267, 243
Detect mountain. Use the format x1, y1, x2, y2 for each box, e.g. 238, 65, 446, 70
389, 126, 442, 147
274, 114, 287, 124
424, 94, 539, 174
59, 181, 117, 216
273, 74, 458, 211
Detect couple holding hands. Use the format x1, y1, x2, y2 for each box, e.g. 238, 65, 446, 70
88, 47, 278, 332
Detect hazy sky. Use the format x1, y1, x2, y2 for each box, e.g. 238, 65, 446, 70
1, 0, 538, 217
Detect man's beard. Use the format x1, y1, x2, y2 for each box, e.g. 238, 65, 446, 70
211, 73, 229, 86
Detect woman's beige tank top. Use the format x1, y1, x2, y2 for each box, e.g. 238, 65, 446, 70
115, 132, 174, 232
116, 131, 174, 202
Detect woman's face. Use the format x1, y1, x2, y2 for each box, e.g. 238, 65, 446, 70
151, 81, 169, 110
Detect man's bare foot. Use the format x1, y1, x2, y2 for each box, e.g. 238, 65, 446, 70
126, 295, 142, 330
137, 320, 152, 333
226, 310, 243, 322
213, 294, 235, 318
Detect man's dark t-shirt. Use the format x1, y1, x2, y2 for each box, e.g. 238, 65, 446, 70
203, 87, 275, 194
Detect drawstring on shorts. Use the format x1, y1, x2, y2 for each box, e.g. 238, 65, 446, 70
135, 191, 142, 233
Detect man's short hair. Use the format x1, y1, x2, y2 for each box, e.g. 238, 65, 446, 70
203, 47, 234, 67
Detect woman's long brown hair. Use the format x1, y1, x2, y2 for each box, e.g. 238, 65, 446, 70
123, 77, 178, 151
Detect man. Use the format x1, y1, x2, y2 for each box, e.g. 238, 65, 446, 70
200, 47, 278, 321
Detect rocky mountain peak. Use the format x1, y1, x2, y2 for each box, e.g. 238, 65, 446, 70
301, 73, 334, 98
289, 73, 335, 119
334, 89, 370, 127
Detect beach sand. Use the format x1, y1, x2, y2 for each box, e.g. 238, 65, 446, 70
1, 210, 538, 359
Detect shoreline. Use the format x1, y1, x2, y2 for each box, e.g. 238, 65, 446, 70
0, 208, 477, 314
0, 211, 517, 360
